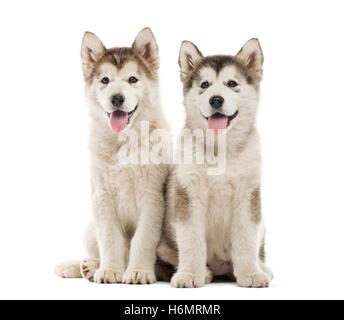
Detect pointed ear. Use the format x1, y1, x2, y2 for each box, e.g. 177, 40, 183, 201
179, 41, 203, 81
236, 38, 264, 80
132, 27, 159, 70
81, 32, 105, 79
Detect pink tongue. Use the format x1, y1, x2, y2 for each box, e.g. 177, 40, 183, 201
110, 110, 128, 133
208, 114, 228, 135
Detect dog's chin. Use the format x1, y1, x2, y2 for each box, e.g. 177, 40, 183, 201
105, 106, 138, 133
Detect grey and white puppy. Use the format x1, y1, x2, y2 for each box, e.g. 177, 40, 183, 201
158, 39, 273, 288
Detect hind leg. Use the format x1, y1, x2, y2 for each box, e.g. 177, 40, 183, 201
80, 258, 99, 282
83, 222, 100, 259
80, 222, 100, 282
258, 237, 273, 281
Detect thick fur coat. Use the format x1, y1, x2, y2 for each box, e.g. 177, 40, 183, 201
157, 39, 273, 288
55, 28, 170, 284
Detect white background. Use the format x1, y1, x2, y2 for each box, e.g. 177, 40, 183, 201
0, 0, 343, 300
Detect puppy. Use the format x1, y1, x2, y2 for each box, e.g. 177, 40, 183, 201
55, 28, 169, 285
157, 39, 273, 288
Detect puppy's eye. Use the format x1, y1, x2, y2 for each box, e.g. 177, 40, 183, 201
129, 77, 138, 84
101, 77, 110, 85
201, 81, 210, 89
228, 80, 238, 88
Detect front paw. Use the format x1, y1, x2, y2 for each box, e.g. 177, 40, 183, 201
171, 272, 206, 288
93, 268, 123, 284
123, 269, 156, 285
237, 272, 270, 288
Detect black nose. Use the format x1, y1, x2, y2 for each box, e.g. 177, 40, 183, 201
209, 96, 224, 109
111, 95, 125, 107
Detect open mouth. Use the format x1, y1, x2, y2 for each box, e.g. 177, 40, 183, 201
107, 106, 138, 133
206, 111, 239, 135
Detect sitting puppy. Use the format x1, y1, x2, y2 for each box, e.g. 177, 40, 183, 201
158, 39, 273, 288
56, 28, 169, 284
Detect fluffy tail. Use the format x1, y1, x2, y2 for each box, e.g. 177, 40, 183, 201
55, 260, 82, 279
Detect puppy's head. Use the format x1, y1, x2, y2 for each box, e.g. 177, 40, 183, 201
81, 28, 159, 133
179, 39, 263, 135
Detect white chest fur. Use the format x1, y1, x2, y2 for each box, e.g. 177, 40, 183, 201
205, 173, 235, 262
